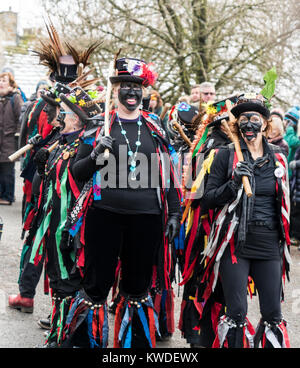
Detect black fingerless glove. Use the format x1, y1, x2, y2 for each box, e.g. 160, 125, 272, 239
232, 161, 253, 188
28, 134, 42, 146
90, 135, 114, 160
165, 214, 181, 243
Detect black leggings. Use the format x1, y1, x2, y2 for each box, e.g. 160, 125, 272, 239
83, 207, 162, 301
220, 247, 282, 324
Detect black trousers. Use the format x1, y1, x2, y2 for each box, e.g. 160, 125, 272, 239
220, 246, 282, 324
19, 245, 44, 298
0, 162, 15, 202
83, 207, 162, 302
290, 201, 300, 240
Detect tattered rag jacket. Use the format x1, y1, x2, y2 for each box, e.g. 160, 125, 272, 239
68, 110, 182, 289
200, 138, 291, 302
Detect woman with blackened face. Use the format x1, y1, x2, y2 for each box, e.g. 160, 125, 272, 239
202, 95, 291, 348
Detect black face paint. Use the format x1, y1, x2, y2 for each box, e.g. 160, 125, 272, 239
118, 82, 143, 111
239, 113, 263, 141
43, 104, 57, 125
57, 109, 66, 130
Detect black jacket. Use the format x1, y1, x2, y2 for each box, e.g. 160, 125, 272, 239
291, 146, 300, 203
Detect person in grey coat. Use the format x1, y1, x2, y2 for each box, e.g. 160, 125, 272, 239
0, 71, 23, 205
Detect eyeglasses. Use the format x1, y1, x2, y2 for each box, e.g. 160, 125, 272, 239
202, 92, 216, 96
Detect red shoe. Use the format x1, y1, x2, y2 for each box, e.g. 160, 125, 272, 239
8, 294, 34, 313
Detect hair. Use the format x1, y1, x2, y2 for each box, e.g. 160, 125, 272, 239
270, 115, 284, 136
264, 117, 273, 137
0, 72, 18, 89
199, 81, 215, 92
190, 84, 201, 91
150, 89, 163, 108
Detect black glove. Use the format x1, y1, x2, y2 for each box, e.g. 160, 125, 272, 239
165, 214, 181, 243
28, 134, 42, 146
90, 135, 114, 160
232, 161, 253, 187
33, 147, 50, 175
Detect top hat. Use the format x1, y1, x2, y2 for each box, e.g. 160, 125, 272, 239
59, 86, 102, 122
230, 93, 270, 119
176, 102, 199, 127
110, 57, 158, 87
207, 95, 239, 127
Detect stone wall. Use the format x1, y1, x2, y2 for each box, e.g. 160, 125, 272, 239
0, 10, 48, 99
0, 10, 18, 46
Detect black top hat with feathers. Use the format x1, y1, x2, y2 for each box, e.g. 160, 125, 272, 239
33, 18, 101, 83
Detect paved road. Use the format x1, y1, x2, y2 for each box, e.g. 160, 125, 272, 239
0, 163, 300, 348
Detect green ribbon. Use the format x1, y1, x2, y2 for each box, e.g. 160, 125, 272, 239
29, 182, 53, 264
192, 127, 209, 159
57, 298, 66, 344
55, 167, 69, 280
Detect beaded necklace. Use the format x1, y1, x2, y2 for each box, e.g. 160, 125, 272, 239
44, 138, 80, 176
116, 112, 142, 181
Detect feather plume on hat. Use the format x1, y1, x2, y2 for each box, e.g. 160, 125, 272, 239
33, 18, 101, 82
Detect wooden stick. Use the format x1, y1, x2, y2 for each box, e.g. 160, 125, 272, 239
8, 139, 59, 162
160, 103, 171, 121
103, 60, 115, 159
172, 121, 192, 147
221, 119, 252, 198
8, 144, 33, 162
47, 140, 59, 153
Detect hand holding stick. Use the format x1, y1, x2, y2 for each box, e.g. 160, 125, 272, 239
222, 99, 252, 197
8, 133, 42, 162
8, 137, 59, 162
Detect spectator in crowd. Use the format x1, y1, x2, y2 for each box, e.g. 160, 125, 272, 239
283, 106, 300, 176
2, 67, 27, 102
189, 82, 216, 107
18, 79, 50, 131
189, 84, 201, 106
0, 72, 23, 205
149, 89, 164, 115
148, 89, 169, 130
289, 144, 300, 249
268, 109, 289, 157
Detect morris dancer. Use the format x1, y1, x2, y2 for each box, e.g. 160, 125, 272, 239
178, 98, 235, 348
8, 20, 100, 321
202, 93, 291, 348
61, 57, 181, 348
